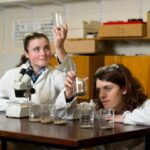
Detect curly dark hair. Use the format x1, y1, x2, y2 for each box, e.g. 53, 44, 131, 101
93, 64, 147, 112
16, 32, 50, 67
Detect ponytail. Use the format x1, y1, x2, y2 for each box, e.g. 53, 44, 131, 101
16, 54, 28, 67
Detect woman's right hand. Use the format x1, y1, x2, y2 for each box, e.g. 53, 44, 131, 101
64, 71, 76, 99
53, 24, 68, 62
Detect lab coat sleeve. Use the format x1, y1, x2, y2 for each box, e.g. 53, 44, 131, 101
122, 100, 150, 125
54, 89, 67, 109
0, 71, 11, 111
55, 54, 76, 73
0, 99, 9, 111
53, 70, 66, 93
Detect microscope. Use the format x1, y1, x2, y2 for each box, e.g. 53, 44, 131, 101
14, 68, 35, 99
6, 67, 35, 118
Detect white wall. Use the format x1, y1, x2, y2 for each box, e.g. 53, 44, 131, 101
100, 0, 150, 22
100, 0, 150, 56
0, 0, 150, 77
66, 1, 100, 27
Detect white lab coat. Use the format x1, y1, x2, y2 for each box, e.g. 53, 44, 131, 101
0, 54, 76, 111
123, 99, 150, 125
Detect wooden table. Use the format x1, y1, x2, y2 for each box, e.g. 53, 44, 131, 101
0, 112, 150, 150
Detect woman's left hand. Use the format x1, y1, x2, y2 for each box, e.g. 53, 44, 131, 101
64, 71, 76, 99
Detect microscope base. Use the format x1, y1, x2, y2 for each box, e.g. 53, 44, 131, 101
6, 101, 29, 118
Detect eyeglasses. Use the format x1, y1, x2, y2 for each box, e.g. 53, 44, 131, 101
95, 64, 119, 75
24, 31, 43, 39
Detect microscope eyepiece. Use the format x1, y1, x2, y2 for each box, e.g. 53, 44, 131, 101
20, 68, 26, 75
25, 69, 33, 77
